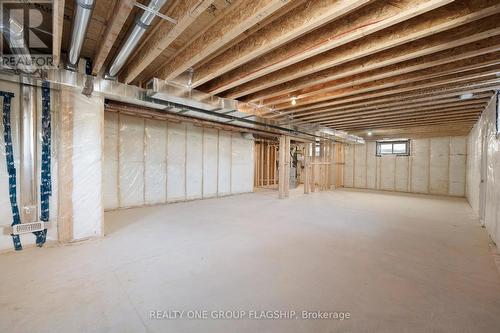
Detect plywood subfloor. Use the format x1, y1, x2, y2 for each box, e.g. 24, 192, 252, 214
1, 189, 500, 332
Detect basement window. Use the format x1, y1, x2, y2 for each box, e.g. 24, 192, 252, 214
376, 140, 410, 156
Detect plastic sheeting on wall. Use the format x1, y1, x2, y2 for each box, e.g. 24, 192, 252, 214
103, 114, 255, 210
70, 91, 104, 240
103, 112, 119, 209
467, 97, 500, 245
145, 119, 167, 204
0, 81, 60, 251
343, 136, 467, 197
119, 115, 145, 207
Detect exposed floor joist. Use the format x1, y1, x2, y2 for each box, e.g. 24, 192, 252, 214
213, 0, 500, 98
92, 0, 135, 75
153, 0, 292, 82
200, 0, 455, 95
190, 0, 371, 88
121, 0, 214, 83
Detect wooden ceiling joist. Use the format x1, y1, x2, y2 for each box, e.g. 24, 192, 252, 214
189, 0, 371, 88
201, 0, 456, 95
52, 0, 65, 67
269, 83, 500, 118
153, 0, 291, 82
242, 34, 500, 104
271, 66, 500, 111
265, 51, 500, 108
333, 118, 479, 131
289, 99, 491, 124
319, 106, 484, 126
214, 0, 500, 99
121, 0, 214, 83
283, 93, 494, 122
92, 0, 135, 75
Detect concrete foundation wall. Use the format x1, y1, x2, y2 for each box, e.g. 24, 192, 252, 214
467, 96, 500, 245
343, 136, 467, 196
103, 113, 254, 210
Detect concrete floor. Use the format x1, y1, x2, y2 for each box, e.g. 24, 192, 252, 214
1, 189, 500, 333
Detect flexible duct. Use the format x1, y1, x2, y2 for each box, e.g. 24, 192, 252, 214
67, 0, 95, 71
106, 0, 168, 79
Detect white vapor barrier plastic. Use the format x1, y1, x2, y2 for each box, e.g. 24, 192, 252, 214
103, 114, 255, 210
379, 156, 395, 191
0, 81, 59, 250
366, 142, 377, 189
119, 115, 145, 207
231, 133, 254, 194
186, 124, 203, 200
167, 122, 186, 202
145, 119, 167, 204
70, 92, 104, 240
467, 97, 500, 246
343, 144, 354, 187
218, 131, 231, 196
354, 144, 366, 188
411, 139, 430, 194
343, 136, 467, 197
103, 112, 119, 209
203, 128, 218, 198
395, 157, 409, 192
429, 137, 449, 195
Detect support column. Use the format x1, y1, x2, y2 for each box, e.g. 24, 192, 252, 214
330, 141, 336, 190
304, 143, 310, 194
278, 135, 290, 199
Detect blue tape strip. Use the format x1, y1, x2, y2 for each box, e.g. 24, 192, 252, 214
1, 91, 22, 251
34, 81, 51, 247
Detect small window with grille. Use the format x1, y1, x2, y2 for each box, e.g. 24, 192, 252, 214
376, 140, 410, 156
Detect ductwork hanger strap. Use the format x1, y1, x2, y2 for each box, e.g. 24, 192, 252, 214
0, 91, 22, 251
134, 1, 177, 24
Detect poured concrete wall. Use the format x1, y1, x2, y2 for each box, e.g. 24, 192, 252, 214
467, 97, 500, 246
343, 136, 467, 196
103, 113, 254, 210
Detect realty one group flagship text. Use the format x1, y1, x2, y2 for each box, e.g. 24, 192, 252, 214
149, 309, 351, 320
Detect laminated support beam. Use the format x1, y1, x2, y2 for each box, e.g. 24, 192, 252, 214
278, 135, 290, 199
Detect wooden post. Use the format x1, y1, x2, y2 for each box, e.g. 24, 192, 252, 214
311, 142, 316, 193
304, 143, 310, 194
330, 141, 336, 190
278, 135, 290, 199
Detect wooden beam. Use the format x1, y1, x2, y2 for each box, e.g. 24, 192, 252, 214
202, 0, 455, 95
271, 65, 500, 111
154, 0, 291, 82
243, 34, 500, 103
190, 0, 370, 87
92, 0, 135, 75
287, 93, 494, 122
122, 0, 214, 83
52, 0, 65, 67
278, 135, 290, 199
351, 124, 475, 139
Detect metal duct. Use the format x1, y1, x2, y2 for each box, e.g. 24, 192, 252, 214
67, 0, 95, 71
19, 84, 38, 223
106, 0, 168, 79
0, 17, 35, 73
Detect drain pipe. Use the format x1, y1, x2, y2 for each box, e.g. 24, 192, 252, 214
105, 0, 168, 80
66, 0, 95, 71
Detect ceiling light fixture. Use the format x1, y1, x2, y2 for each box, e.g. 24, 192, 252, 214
291, 96, 297, 106
367, 131, 373, 136
459, 93, 474, 100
